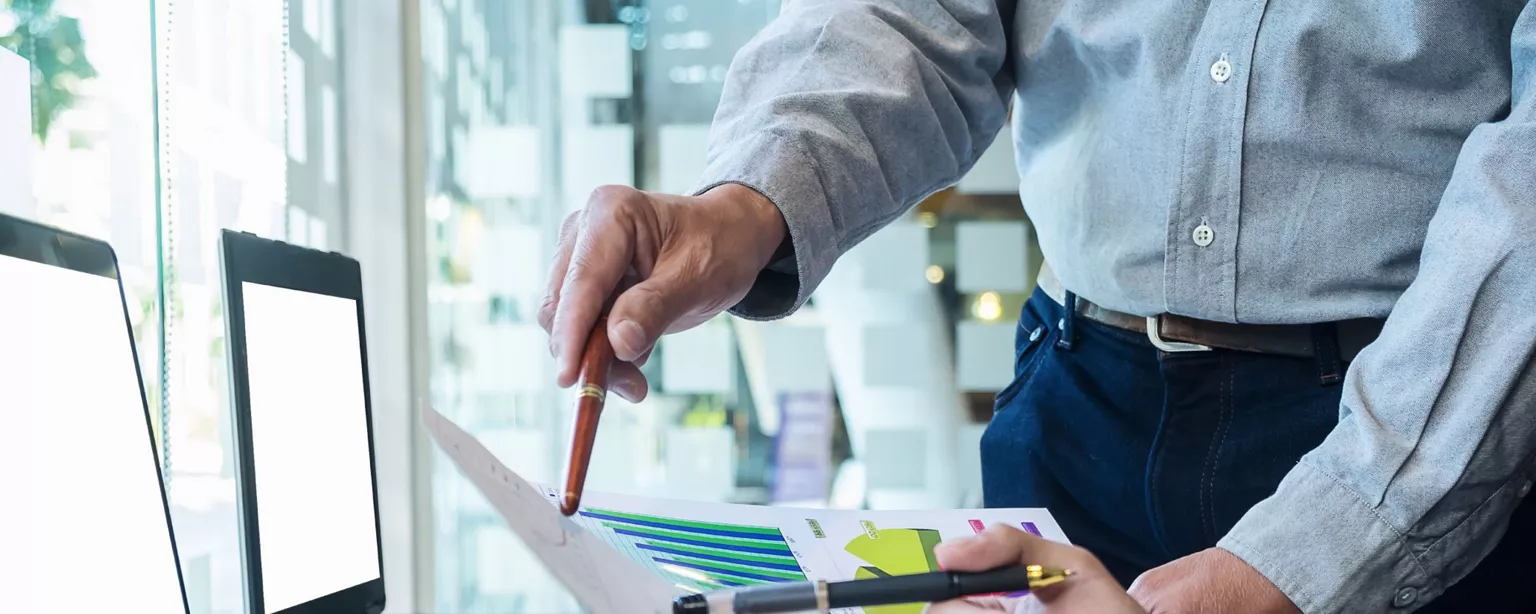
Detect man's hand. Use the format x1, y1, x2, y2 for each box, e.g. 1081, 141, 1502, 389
926, 524, 1145, 614
538, 183, 786, 401
1128, 548, 1299, 614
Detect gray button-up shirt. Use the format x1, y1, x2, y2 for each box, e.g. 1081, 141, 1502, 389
697, 1, 1536, 611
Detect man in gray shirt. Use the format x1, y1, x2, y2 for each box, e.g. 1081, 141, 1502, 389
540, 1, 1536, 611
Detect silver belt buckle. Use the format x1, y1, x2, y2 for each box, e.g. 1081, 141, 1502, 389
1146, 315, 1211, 352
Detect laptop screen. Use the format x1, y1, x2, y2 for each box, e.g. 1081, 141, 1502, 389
0, 242, 186, 612
239, 281, 381, 613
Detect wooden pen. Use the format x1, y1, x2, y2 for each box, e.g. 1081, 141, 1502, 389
559, 315, 615, 516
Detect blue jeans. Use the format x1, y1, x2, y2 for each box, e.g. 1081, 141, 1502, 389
981, 289, 1536, 610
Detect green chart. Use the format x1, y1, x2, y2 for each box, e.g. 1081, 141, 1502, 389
577, 508, 809, 591
845, 527, 944, 614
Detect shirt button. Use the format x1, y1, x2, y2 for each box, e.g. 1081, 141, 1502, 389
1029, 327, 1043, 342
1210, 59, 1232, 83
1192, 224, 1215, 247
1393, 587, 1418, 608
1519, 479, 1533, 498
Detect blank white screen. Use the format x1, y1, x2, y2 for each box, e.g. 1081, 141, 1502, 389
241, 282, 380, 613
0, 254, 186, 614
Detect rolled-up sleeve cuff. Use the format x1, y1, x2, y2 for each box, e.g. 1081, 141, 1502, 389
693, 133, 838, 321
1218, 459, 1435, 613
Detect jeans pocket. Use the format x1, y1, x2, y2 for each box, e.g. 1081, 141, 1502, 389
994, 320, 1052, 411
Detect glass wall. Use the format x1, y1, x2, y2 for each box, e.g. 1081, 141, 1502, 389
2, 2, 349, 612
418, 1, 1035, 611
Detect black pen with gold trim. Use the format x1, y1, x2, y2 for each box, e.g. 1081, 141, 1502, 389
672, 564, 1073, 613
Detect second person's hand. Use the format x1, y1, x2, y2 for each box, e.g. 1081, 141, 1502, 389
539, 183, 786, 401
927, 525, 1145, 614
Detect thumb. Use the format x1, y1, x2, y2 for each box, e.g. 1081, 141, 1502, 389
607, 267, 700, 362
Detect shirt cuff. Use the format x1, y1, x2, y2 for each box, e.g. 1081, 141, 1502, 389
1218, 459, 1434, 613
693, 133, 838, 321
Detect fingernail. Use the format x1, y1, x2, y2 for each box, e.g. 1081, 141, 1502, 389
614, 320, 645, 358
614, 380, 640, 402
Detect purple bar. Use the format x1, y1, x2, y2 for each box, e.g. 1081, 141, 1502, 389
1020, 522, 1040, 536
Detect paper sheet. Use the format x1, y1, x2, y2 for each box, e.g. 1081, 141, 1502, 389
424, 406, 1070, 614
423, 406, 679, 614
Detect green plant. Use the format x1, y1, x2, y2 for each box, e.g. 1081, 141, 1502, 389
0, 0, 97, 144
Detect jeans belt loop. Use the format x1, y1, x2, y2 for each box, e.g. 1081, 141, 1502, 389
1146, 315, 1212, 353
1056, 291, 1079, 351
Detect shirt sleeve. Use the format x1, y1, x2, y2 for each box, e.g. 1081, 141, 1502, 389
1218, 9, 1536, 613
694, 0, 1018, 320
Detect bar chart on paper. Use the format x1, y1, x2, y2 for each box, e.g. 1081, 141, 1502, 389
567, 507, 811, 591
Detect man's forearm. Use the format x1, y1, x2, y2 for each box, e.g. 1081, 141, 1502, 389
695, 0, 1018, 319
1220, 9, 1536, 609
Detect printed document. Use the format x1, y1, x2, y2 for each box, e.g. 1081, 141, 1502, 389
423, 406, 1068, 614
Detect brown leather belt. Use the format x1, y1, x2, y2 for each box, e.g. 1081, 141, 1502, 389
1038, 263, 1384, 362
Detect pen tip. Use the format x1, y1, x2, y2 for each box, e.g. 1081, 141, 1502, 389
559, 493, 580, 516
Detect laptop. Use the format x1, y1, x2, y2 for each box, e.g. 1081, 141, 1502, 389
0, 213, 191, 614
218, 230, 386, 614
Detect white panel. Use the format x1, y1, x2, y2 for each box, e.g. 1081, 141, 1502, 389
863, 429, 927, 489
464, 125, 541, 199
760, 324, 829, 393
456, 55, 472, 116
861, 325, 934, 387
472, 324, 548, 394
561, 127, 632, 211
474, 525, 523, 595
477, 428, 551, 484
857, 223, 929, 292
308, 216, 329, 252
956, 134, 1020, 194
426, 87, 445, 162
488, 57, 504, 107
658, 124, 711, 194
286, 207, 310, 247
558, 25, 632, 98
318, 0, 335, 57
955, 321, 1016, 391
955, 422, 987, 508
322, 86, 339, 185
664, 427, 735, 501
0, 48, 32, 219
470, 15, 489, 73
286, 49, 308, 164
451, 125, 468, 192
955, 221, 1031, 293
661, 322, 735, 394
585, 400, 639, 493
471, 523, 567, 605
302, 0, 321, 44
480, 224, 543, 295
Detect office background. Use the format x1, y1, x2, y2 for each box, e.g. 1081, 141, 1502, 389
0, 1, 1039, 612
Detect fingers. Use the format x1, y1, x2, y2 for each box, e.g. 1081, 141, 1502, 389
607, 262, 701, 362
933, 525, 1137, 611
550, 192, 638, 387
538, 210, 583, 336
934, 525, 1078, 572
610, 360, 648, 402
923, 598, 1009, 613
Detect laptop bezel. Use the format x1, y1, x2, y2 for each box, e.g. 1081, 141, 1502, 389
218, 229, 387, 614
0, 212, 193, 614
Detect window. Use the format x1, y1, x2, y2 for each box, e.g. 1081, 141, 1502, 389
3, 2, 350, 612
